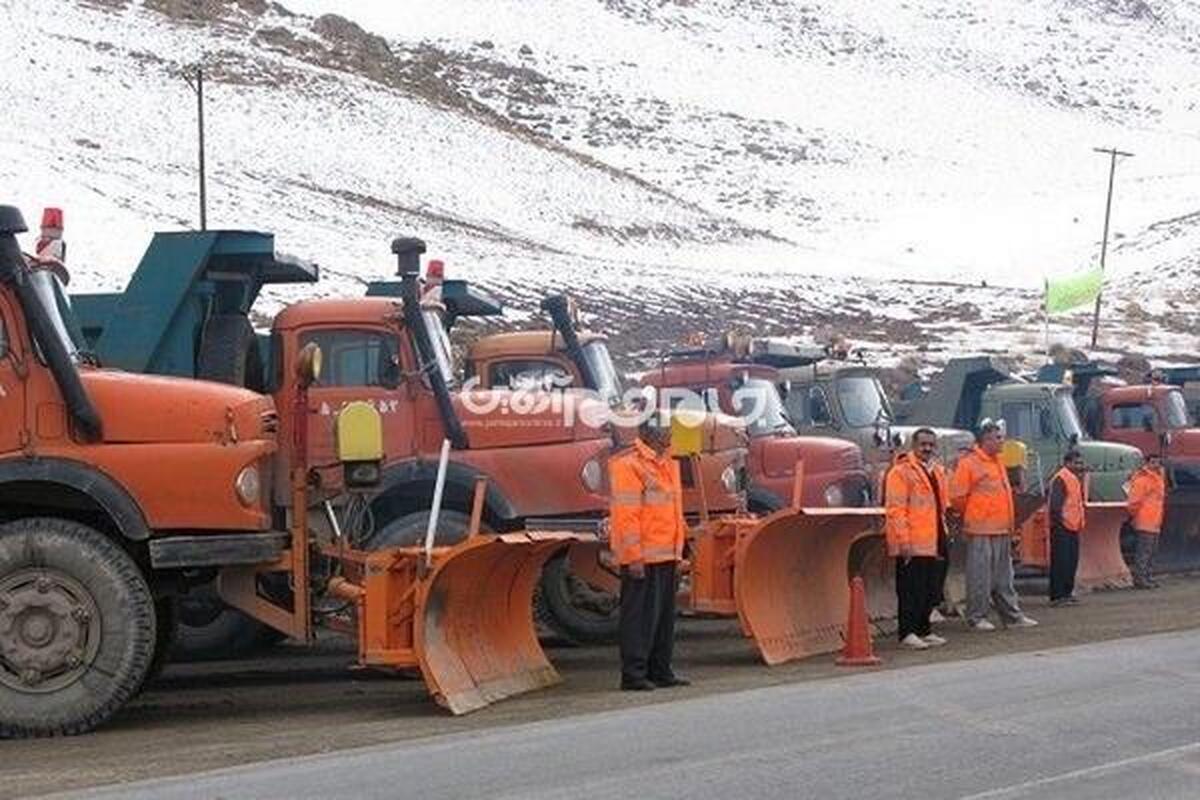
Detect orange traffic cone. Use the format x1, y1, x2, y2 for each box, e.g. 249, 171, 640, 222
836, 576, 882, 667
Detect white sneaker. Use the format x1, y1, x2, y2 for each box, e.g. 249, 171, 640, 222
901, 633, 931, 649
1008, 615, 1039, 628
929, 609, 946, 624
969, 619, 996, 632
922, 633, 947, 647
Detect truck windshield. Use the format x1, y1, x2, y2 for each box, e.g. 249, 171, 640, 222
732, 377, 796, 437
835, 375, 890, 428
581, 341, 622, 404
1165, 389, 1191, 428
30, 269, 82, 363
1054, 391, 1086, 440
422, 310, 456, 387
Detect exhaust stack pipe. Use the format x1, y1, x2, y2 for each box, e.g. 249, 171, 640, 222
0, 206, 102, 441
392, 237, 468, 450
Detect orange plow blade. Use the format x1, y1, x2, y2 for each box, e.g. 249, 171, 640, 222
732, 507, 886, 665
1076, 502, 1132, 590
413, 532, 581, 714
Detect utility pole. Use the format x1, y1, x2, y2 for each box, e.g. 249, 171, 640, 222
1090, 146, 1133, 348
183, 64, 207, 231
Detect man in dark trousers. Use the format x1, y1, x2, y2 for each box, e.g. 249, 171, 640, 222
608, 417, 689, 691
884, 428, 950, 649
1048, 449, 1087, 605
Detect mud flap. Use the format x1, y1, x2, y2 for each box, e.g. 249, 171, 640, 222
731, 507, 885, 665
412, 532, 579, 714
1076, 502, 1132, 590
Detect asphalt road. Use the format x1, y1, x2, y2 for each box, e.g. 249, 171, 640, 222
53, 628, 1200, 800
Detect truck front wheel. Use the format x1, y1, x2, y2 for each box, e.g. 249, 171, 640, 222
535, 552, 619, 644
0, 518, 155, 737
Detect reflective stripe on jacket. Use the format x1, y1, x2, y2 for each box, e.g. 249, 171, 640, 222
884, 452, 948, 558
1051, 467, 1086, 533
1127, 467, 1166, 534
607, 439, 686, 565
950, 446, 1015, 536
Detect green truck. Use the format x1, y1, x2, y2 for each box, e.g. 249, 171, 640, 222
893, 356, 1141, 500
742, 340, 974, 491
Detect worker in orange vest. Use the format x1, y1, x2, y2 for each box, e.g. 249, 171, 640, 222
950, 421, 1038, 631
1048, 449, 1087, 605
1127, 453, 1167, 589
608, 417, 688, 691
884, 428, 949, 649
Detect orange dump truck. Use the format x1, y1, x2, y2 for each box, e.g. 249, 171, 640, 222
0, 212, 593, 736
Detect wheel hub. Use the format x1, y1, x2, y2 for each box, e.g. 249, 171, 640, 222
0, 569, 101, 692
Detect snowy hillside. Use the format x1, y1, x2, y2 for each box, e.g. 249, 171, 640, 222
1, 0, 1198, 370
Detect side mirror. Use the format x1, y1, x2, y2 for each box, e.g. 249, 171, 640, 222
779, 380, 791, 400
296, 342, 322, 389
1161, 431, 1172, 449
380, 354, 401, 390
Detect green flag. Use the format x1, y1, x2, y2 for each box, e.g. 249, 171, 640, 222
1045, 266, 1103, 314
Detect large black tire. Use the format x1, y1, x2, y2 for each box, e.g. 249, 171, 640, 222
535, 551, 619, 644
176, 312, 275, 660
170, 584, 283, 662
197, 313, 264, 392
141, 597, 176, 691
0, 518, 156, 737
367, 509, 477, 549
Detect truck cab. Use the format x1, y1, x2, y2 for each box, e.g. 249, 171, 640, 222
640, 352, 871, 512
461, 297, 747, 517
896, 356, 1140, 500
269, 293, 614, 536
743, 340, 974, 483
1037, 362, 1200, 489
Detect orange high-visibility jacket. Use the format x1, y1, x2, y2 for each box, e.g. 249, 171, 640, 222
1051, 467, 1087, 533
884, 452, 948, 558
950, 446, 1015, 536
607, 439, 686, 566
1127, 466, 1166, 534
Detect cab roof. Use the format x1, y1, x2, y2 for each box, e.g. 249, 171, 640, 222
272, 297, 401, 331
467, 329, 605, 361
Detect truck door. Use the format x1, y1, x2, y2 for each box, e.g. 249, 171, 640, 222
1000, 400, 1043, 472
301, 328, 415, 474
0, 297, 25, 454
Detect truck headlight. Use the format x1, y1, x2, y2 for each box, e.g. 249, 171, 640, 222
721, 465, 740, 494
581, 458, 603, 493
235, 465, 261, 507
823, 483, 845, 507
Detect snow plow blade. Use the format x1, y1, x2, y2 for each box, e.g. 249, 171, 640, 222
346, 531, 585, 715
1076, 502, 1133, 590
686, 508, 886, 665
1014, 502, 1130, 591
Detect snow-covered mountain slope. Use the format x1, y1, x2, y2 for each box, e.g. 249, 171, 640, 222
1, 0, 1197, 371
